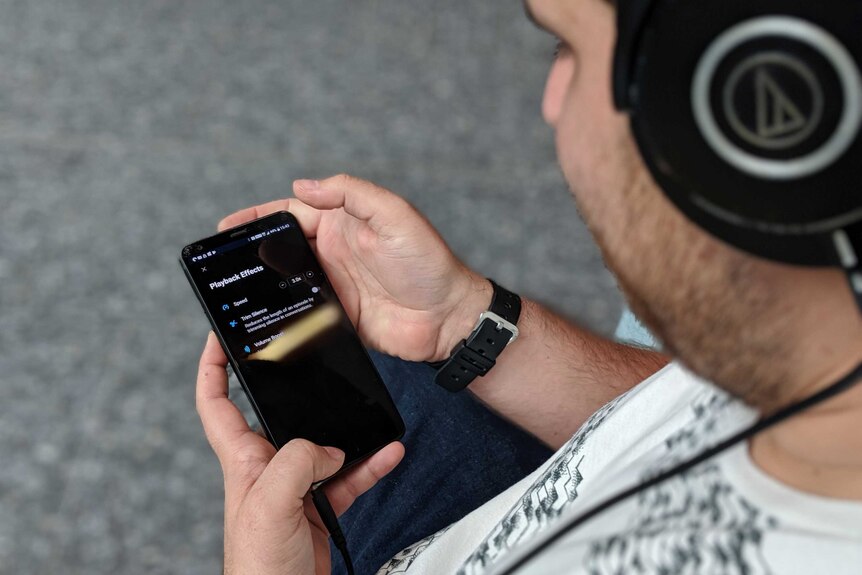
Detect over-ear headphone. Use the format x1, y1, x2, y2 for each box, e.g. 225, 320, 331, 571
612, 0, 862, 300
486, 4, 862, 573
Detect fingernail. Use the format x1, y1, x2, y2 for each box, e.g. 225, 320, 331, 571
323, 446, 344, 459
295, 179, 320, 191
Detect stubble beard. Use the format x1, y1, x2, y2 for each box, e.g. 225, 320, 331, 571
568, 151, 793, 412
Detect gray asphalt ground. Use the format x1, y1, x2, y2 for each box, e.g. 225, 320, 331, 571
0, 1, 623, 572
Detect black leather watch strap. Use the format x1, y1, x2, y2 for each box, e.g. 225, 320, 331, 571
434, 279, 521, 392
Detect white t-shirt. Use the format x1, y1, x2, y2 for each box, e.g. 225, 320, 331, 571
376, 363, 862, 574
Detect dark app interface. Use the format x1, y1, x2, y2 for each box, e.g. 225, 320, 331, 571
184, 216, 402, 460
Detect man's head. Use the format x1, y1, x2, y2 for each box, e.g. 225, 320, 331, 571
526, 0, 862, 410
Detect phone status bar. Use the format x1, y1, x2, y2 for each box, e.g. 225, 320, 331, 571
248, 223, 292, 242
190, 223, 292, 263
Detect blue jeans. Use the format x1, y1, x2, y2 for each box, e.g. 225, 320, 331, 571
330, 353, 553, 575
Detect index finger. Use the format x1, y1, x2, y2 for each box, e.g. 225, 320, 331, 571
195, 332, 254, 464
217, 198, 322, 238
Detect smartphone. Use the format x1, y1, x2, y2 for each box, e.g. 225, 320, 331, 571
180, 211, 404, 470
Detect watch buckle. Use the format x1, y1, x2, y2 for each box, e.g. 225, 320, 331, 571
475, 311, 519, 345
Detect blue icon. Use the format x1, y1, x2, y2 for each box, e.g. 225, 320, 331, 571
229, 320, 238, 328
222, 304, 230, 311
243, 345, 251, 353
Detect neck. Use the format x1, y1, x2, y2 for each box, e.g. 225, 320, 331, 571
748, 268, 862, 500
749, 295, 862, 500
749, 378, 862, 499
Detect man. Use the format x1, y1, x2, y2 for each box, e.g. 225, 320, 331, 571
195, 0, 862, 573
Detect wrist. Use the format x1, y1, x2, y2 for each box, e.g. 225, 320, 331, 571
435, 273, 493, 361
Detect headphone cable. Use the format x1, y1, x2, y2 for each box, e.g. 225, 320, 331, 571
311, 488, 355, 575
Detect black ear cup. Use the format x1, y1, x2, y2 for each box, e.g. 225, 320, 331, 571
624, 0, 862, 267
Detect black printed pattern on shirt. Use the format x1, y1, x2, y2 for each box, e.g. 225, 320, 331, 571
583, 461, 778, 574
652, 390, 734, 469
580, 390, 778, 574
455, 392, 630, 575
378, 526, 453, 575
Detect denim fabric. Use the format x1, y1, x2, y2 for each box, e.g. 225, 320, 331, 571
330, 353, 554, 575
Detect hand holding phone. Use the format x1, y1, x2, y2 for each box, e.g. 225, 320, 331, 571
185, 208, 408, 573
182, 210, 404, 463
196, 333, 404, 575
218, 175, 493, 365
187, 175, 485, 573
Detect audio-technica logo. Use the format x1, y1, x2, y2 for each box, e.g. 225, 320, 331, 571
692, 16, 862, 180
723, 53, 823, 151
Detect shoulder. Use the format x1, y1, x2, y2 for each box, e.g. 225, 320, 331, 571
570, 361, 735, 452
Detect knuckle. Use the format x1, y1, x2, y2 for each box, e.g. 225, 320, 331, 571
284, 438, 317, 463
204, 432, 223, 457
194, 392, 208, 419
390, 194, 411, 212
229, 458, 264, 487
194, 399, 210, 426
332, 173, 356, 186
366, 460, 387, 483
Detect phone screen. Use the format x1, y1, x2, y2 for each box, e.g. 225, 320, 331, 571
181, 212, 403, 465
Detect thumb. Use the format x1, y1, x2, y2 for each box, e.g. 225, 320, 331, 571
255, 439, 345, 515
293, 174, 409, 228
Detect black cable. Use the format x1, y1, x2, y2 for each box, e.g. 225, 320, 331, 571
489, 360, 862, 575
311, 488, 355, 575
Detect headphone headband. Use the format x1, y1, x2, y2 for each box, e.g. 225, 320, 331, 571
613, 0, 656, 110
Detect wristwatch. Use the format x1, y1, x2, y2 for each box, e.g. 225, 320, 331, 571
432, 279, 521, 392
